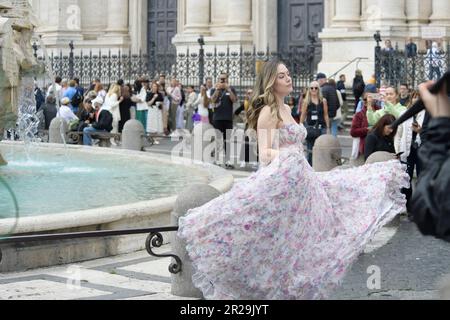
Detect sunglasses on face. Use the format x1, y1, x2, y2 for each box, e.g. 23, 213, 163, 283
310, 87, 319, 91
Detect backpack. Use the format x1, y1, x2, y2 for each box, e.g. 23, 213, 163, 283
72, 89, 84, 106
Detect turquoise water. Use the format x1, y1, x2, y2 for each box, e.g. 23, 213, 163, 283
0, 147, 209, 218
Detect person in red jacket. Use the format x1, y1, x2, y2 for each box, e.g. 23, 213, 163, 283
350, 92, 380, 159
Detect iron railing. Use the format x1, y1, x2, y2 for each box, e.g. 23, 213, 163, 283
374, 34, 450, 88
0, 226, 182, 274
33, 42, 317, 98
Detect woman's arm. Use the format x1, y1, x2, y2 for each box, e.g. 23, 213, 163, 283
300, 102, 308, 124
367, 107, 386, 127
258, 106, 281, 166
323, 99, 331, 133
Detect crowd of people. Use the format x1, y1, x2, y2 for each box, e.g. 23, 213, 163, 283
349, 80, 427, 219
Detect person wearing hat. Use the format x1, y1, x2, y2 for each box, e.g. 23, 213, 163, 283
82, 96, 113, 146
58, 97, 79, 124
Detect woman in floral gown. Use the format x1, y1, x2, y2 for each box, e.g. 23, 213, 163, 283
178, 60, 409, 300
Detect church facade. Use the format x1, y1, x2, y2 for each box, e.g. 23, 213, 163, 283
30, 0, 450, 80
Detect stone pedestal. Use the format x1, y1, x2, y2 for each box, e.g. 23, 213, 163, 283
49, 117, 68, 144
439, 274, 450, 300
171, 184, 222, 298
191, 123, 217, 164
313, 135, 342, 172
0, 152, 7, 166
122, 120, 145, 151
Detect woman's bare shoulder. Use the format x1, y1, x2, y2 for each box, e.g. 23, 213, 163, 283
258, 106, 278, 127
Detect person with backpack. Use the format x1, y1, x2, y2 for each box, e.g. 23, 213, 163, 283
64, 80, 83, 114
317, 73, 341, 137
352, 70, 366, 113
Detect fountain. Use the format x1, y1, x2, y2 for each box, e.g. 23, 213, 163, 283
0, 1, 234, 272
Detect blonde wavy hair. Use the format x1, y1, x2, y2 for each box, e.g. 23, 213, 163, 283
247, 59, 284, 131
302, 81, 324, 110
108, 84, 121, 97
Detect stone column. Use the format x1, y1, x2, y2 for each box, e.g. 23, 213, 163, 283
362, 0, 406, 30
332, 0, 361, 30
406, 0, 432, 35
430, 0, 450, 26
376, 0, 407, 27
106, 0, 129, 34
252, 0, 277, 52
129, 0, 147, 54
226, 0, 252, 32
184, 0, 211, 34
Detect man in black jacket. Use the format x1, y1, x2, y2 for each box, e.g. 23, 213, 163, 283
411, 81, 450, 242
317, 73, 341, 137
83, 97, 113, 146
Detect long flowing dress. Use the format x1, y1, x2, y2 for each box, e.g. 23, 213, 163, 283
178, 123, 409, 300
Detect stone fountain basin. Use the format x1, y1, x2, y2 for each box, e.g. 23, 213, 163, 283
0, 142, 234, 272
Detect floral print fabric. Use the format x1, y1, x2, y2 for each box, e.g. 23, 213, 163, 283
178, 123, 409, 300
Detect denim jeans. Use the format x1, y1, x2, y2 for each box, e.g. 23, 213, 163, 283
306, 128, 328, 166
330, 118, 340, 137
83, 127, 107, 146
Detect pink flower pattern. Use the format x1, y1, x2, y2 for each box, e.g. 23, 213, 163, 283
178, 123, 409, 300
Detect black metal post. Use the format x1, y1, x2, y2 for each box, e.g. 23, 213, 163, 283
374, 31, 382, 88
198, 35, 205, 87
69, 41, 74, 80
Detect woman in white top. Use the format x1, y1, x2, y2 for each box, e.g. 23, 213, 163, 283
194, 85, 210, 124
94, 83, 107, 101
147, 82, 165, 134
185, 86, 198, 132
103, 84, 123, 134
132, 79, 150, 132
58, 97, 79, 123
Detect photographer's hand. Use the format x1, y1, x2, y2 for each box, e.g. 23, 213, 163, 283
419, 80, 450, 118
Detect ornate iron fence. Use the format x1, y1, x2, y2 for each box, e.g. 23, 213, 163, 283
33, 42, 317, 97
375, 40, 450, 89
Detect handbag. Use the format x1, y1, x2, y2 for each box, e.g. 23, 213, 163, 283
306, 125, 322, 142
305, 102, 322, 141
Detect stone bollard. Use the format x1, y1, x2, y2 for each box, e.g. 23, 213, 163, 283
313, 135, 342, 172
48, 117, 68, 144
365, 152, 396, 165
122, 120, 145, 151
439, 274, 450, 300
130, 107, 137, 120
191, 123, 217, 164
171, 184, 222, 299
0, 152, 6, 166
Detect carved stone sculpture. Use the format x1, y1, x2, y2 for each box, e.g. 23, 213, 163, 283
0, 0, 39, 165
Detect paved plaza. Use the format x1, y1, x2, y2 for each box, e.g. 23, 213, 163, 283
1, 136, 449, 301
1, 215, 449, 300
